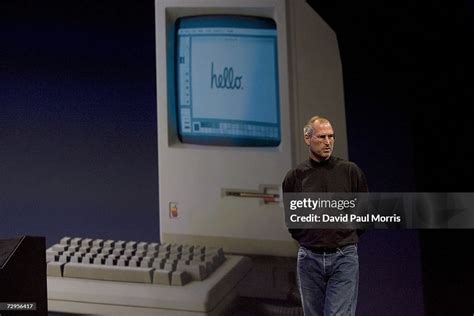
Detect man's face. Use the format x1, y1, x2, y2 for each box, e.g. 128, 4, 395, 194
304, 121, 335, 161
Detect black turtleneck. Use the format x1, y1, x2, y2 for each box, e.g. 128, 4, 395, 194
282, 156, 368, 248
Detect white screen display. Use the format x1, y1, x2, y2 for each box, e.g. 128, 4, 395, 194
176, 19, 280, 146
191, 35, 277, 124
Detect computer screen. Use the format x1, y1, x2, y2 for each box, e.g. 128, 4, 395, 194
175, 15, 280, 146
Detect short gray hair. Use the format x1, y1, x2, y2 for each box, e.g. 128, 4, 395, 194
303, 116, 330, 137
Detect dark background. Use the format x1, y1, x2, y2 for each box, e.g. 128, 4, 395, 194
1, 1, 159, 242
1, 0, 473, 315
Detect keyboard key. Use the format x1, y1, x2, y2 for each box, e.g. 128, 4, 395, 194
157, 252, 169, 260
89, 246, 101, 254
158, 244, 170, 252
52, 244, 68, 252
103, 240, 115, 248
63, 250, 77, 257
129, 259, 141, 267
193, 254, 205, 261
101, 247, 113, 255
131, 254, 144, 261
164, 260, 177, 271
81, 256, 93, 264
135, 250, 146, 257
182, 245, 194, 253
152, 258, 165, 269
171, 270, 192, 286
206, 247, 224, 257
193, 246, 205, 254
114, 241, 126, 249
124, 249, 136, 257
203, 261, 214, 275
46, 251, 58, 262
119, 254, 131, 261
58, 254, 70, 263
147, 243, 160, 251
153, 269, 172, 285
78, 246, 91, 254
146, 250, 158, 258
68, 245, 80, 252
170, 244, 182, 253
169, 252, 181, 260
94, 257, 105, 265
177, 262, 207, 281
112, 248, 124, 256
181, 253, 193, 261
84, 253, 95, 260
70, 238, 82, 246
47, 262, 65, 277
60, 237, 71, 245
92, 239, 104, 247
140, 259, 153, 268
176, 261, 188, 270
137, 242, 148, 251
81, 238, 93, 246
205, 254, 218, 266
64, 263, 154, 283
117, 258, 128, 266
125, 241, 137, 249
96, 253, 106, 260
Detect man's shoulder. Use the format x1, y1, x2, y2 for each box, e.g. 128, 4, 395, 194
332, 156, 361, 170
333, 157, 368, 191
283, 160, 311, 180
294, 159, 312, 171
287, 159, 311, 172
285, 157, 363, 177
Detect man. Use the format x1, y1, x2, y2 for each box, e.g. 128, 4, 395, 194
282, 116, 368, 316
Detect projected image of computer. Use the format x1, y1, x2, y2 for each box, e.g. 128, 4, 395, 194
175, 16, 280, 146
157, 3, 295, 259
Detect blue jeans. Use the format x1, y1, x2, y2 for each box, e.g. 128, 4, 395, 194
297, 244, 359, 316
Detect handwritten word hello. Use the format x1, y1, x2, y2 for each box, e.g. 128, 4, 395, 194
210, 62, 243, 90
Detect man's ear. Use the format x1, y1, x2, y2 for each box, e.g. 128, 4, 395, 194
304, 134, 311, 146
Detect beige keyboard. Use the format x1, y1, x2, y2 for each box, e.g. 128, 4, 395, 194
46, 236, 252, 315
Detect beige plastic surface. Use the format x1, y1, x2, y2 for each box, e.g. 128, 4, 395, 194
48, 255, 252, 315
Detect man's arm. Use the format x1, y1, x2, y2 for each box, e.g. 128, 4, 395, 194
282, 169, 305, 241
350, 163, 368, 193
351, 164, 368, 236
